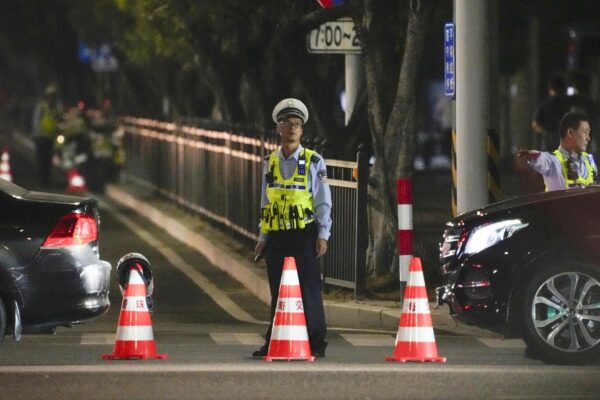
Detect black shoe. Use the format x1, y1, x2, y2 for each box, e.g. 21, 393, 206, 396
312, 341, 328, 358
313, 349, 326, 358
252, 345, 268, 358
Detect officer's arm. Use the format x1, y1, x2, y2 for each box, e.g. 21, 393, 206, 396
311, 157, 332, 242
527, 151, 560, 176
257, 159, 270, 244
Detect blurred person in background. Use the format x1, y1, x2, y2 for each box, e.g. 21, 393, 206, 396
532, 76, 569, 152
32, 84, 63, 186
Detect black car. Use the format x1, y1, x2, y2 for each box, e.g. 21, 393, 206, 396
437, 187, 600, 364
0, 179, 111, 341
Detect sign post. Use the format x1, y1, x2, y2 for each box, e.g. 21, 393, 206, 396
307, 17, 362, 126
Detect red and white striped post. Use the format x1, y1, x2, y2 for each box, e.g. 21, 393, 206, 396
397, 178, 413, 294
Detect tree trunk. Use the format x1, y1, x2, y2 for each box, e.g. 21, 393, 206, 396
354, 1, 435, 283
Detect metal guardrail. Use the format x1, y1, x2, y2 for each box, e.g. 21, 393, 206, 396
120, 117, 368, 298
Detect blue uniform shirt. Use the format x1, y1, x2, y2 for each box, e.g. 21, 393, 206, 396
528, 146, 598, 191
258, 145, 332, 242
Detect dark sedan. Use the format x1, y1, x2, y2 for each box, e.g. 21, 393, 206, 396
437, 187, 600, 364
0, 178, 111, 341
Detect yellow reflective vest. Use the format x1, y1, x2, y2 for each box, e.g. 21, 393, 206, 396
260, 149, 316, 234
39, 101, 60, 137
551, 149, 596, 190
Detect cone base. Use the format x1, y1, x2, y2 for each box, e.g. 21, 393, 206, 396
102, 353, 168, 360
263, 356, 315, 362
385, 355, 446, 363
102, 340, 167, 360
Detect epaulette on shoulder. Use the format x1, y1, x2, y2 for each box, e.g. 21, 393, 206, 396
310, 154, 321, 164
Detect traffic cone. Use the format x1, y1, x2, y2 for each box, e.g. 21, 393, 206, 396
66, 168, 87, 193
102, 263, 167, 360
0, 148, 13, 182
386, 257, 446, 363
264, 257, 315, 362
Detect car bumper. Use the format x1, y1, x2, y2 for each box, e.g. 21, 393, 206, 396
15, 247, 112, 326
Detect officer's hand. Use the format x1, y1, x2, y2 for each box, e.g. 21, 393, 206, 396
516, 149, 540, 161
315, 239, 328, 258
255, 241, 266, 260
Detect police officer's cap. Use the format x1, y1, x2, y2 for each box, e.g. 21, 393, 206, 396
272, 98, 309, 124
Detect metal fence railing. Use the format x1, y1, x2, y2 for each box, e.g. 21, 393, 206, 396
120, 117, 368, 298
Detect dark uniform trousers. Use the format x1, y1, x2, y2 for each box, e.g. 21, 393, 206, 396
263, 223, 327, 352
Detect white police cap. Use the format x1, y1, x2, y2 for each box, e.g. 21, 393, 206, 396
272, 98, 309, 124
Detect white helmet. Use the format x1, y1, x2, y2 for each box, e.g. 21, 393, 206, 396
272, 98, 309, 124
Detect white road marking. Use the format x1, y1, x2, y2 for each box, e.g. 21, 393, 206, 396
478, 338, 526, 349
341, 333, 395, 347
210, 333, 264, 346
101, 201, 267, 326
0, 364, 597, 374
80, 333, 115, 345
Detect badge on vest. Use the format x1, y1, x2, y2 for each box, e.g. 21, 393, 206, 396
294, 177, 304, 182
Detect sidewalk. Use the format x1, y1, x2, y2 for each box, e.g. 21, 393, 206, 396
105, 182, 498, 338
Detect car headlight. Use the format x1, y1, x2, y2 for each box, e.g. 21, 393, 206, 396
463, 219, 529, 255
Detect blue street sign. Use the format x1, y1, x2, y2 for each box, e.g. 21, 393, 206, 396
444, 23, 455, 98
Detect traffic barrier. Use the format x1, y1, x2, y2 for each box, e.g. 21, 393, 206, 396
102, 263, 167, 360
397, 178, 413, 288
66, 168, 87, 192
386, 257, 446, 363
0, 148, 13, 182
264, 257, 315, 362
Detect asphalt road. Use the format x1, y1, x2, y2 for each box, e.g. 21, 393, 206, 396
1, 137, 600, 399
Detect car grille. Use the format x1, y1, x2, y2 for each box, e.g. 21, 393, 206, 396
439, 227, 464, 270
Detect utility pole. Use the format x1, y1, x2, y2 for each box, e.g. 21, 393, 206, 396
455, 0, 497, 214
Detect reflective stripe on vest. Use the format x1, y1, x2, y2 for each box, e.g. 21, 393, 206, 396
260, 149, 316, 234
550, 149, 595, 190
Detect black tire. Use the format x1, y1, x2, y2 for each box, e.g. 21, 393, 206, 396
520, 260, 600, 364
0, 297, 6, 343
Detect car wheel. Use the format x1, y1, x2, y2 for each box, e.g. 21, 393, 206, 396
521, 261, 600, 364
0, 297, 6, 342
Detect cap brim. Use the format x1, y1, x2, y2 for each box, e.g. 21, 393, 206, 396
276, 109, 306, 122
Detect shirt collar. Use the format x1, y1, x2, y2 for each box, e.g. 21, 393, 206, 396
558, 145, 580, 160
278, 144, 303, 161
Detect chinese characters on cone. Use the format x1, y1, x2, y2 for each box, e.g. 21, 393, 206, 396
103, 263, 167, 360
386, 257, 446, 363
264, 257, 315, 362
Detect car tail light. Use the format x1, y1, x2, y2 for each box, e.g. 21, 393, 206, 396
43, 212, 98, 247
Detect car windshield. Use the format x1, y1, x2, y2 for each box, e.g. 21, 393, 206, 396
0, 178, 29, 198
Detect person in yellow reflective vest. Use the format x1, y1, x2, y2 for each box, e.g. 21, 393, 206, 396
253, 98, 332, 358
518, 112, 598, 191
32, 84, 63, 186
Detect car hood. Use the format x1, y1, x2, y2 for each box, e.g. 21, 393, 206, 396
453, 186, 600, 225
22, 191, 94, 206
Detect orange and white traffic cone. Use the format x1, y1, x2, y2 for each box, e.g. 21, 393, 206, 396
102, 263, 167, 360
0, 148, 13, 182
66, 168, 87, 193
264, 257, 315, 362
386, 257, 446, 363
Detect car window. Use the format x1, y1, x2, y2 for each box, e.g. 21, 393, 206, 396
0, 178, 29, 198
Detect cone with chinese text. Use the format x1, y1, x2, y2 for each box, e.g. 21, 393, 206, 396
264, 257, 315, 362
102, 263, 167, 360
386, 257, 446, 363
66, 168, 87, 193
0, 148, 13, 182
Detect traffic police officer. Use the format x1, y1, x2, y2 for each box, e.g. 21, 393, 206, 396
518, 112, 598, 191
253, 98, 332, 358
